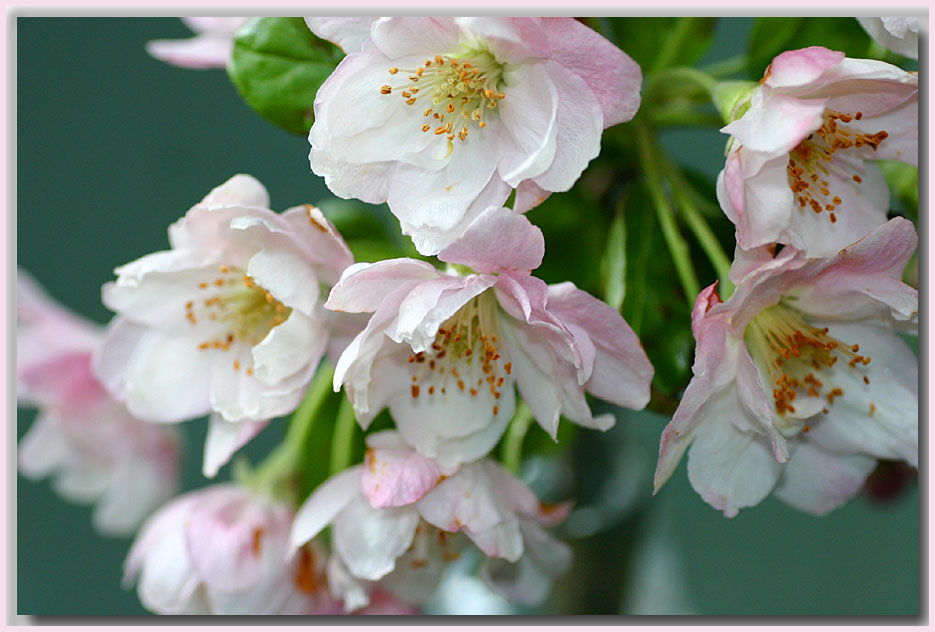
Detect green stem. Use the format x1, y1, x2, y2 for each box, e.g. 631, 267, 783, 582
658, 154, 733, 292
651, 17, 697, 72
329, 396, 357, 475
700, 54, 748, 78
502, 402, 534, 474
248, 362, 335, 490
634, 121, 700, 303
652, 66, 717, 98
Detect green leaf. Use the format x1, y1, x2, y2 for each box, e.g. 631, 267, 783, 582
712, 79, 758, 124
227, 17, 342, 135
601, 200, 627, 312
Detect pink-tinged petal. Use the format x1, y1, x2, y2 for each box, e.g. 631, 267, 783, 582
809, 58, 918, 114
244, 247, 321, 317
496, 62, 559, 186
333, 498, 420, 581
454, 17, 549, 62
844, 98, 917, 167
280, 205, 355, 285
782, 158, 889, 258
305, 17, 378, 53
332, 284, 414, 425
513, 179, 552, 213
386, 117, 505, 256
546, 282, 652, 411
182, 17, 250, 35
438, 206, 544, 274
290, 468, 360, 551
360, 434, 442, 508
309, 149, 394, 205
804, 322, 917, 467
735, 342, 789, 462
686, 411, 784, 518
368, 17, 459, 59
857, 17, 918, 59
499, 319, 563, 438
199, 173, 270, 209
401, 175, 513, 257
728, 243, 776, 286
390, 379, 516, 474
393, 274, 496, 353
17, 413, 70, 480
18, 350, 105, 413
722, 93, 828, 155
725, 152, 797, 252
326, 259, 439, 314
773, 443, 877, 515
251, 310, 325, 388
135, 523, 207, 614
203, 414, 269, 478
102, 255, 221, 329
416, 461, 511, 536
541, 17, 641, 128
146, 35, 233, 69
788, 217, 918, 324
762, 46, 845, 89
528, 60, 604, 193
93, 450, 179, 536
92, 317, 147, 402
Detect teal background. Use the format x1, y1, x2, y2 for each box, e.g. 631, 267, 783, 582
15, 17, 919, 616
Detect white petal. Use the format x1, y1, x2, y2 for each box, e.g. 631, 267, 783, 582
203, 414, 269, 478
333, 498, 420, 581
251, 309, 326, 387
773, 442, 876, 515
496, 62, 559, 186
290, 468, 361, 551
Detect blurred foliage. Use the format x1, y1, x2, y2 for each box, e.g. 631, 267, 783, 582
590, 17, 716, 71
228, 17, 341, 135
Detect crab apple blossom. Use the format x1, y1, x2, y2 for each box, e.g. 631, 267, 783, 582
653, 218, 918, 517
124, 484, 349, 614
717, 46, 917, 257
305, 17, 642, 255
17, 270, 180, 536
857, 17, 919, 60
290, 430, 571, 609
325, 206, 652, 472
95, 175, 355, 475
146, 17, 250, 69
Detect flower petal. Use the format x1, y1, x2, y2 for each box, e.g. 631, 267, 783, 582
496, 62, 559, 186
290, 468, 360, 551
438, 206, 544, 275
540, 17, 641, 127
305, 17, 378, 53
333, 498, 420, 581
762, 46, 846, 90
773, 443, 877, 515
203, 414, 269, 478
360, 438, 442, 509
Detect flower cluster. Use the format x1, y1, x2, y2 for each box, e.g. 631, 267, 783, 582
654, 46, 918, 516
19, 16, 918, 617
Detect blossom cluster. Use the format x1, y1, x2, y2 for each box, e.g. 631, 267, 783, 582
16, 15, 918, 616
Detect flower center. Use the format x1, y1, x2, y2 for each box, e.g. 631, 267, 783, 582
787, 109, 889, 224
407, 290, 510, 417
379, 49, 505, 149
745, 302, 871, 431
187, 265, 291, 373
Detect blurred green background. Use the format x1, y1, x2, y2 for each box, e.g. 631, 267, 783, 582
16, 17, 918, 616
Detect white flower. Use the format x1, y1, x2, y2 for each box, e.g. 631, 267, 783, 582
17, 269, 180, 535
124, 484, 344, 614
857, 17, 919, 59
95, 175, 355, 475
290, 430, 571, 609
306, 17, 642, 254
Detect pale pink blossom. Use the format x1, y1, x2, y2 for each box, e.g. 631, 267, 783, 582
654, 218, 918, 517
16, 270, 180, 536
857, 17, 919, 59
146, 17, 250, 69
305, 17, 642, 254
95, 175, 355, 475
718, 46, 917, 257
325, 206, 652, 472
290, 430, 570, 609
124, 484, 346, 614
